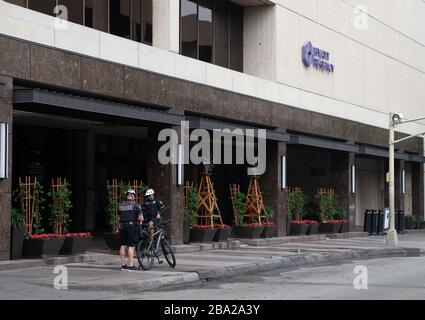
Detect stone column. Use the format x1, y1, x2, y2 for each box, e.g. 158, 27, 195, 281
396, 160, 405, 212
73, 130, 96, 231
262, 140, 286, 237
152, 0, 180, 53
412, 162, 425, 219
348, 153, 356, 231
331, 152, 356, 231
147, 125, 184, 244
0, 76, 12, 260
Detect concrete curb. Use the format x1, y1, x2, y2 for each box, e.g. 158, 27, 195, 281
69, 272, 201, 293
238, 232, 368, 246
0, 252, 113, 271
196, 246, 424, 281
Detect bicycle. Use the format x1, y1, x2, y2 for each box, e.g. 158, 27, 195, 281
136, 219, 176, 270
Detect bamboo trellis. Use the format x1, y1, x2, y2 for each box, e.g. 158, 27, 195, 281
184, 181, 194, 209
242, 176, 268, 225
107, 179, 146, 232
229, 183, 241, 226
317, 187, 335, 221
51, 178, 67, 235
285, 186, 302, 220
196, 170, 223, 227
18, 176, 37, 235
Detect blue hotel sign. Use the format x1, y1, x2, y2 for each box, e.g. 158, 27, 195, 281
302, 41, 335, 73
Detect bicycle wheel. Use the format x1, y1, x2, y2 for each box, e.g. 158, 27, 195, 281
161, 239, 176, 268
136, 239, 154, 270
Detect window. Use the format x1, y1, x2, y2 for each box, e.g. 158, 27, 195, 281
181, 0, 198, 59
58, 0, 83, 25
12, 0, 152, 46
84, 0, 108, 32
198, 0, 213, 63
142, 0, 152, 45
5, 0, 26, 7
229, 2, 243, 72
131, 0, 142, 42
110, 0, 131, 39
180, 0, 243, 71
213, 0, 228, 68
28, 0, 56, 16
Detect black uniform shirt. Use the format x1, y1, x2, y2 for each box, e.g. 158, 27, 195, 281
142, 199, 165, 220
118, 200, 142, 223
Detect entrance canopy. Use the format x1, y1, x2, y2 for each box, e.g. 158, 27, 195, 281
13, 87, 425, 163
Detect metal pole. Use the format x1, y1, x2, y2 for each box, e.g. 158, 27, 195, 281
386, 113, 398, 245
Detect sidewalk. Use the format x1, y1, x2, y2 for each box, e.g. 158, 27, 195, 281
0, 231, 424, 298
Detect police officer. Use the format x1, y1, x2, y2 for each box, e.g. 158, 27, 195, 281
142, 189, 166, 239
118, 189, 143, 272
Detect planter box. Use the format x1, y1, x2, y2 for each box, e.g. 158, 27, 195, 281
306, 224, 319, 235
290, 224, 309, 236
286, 217, 292, 236
319, 222, 342, 234
421, 222, 425, 229
11, 227, 26, 260
213, 228, 232, 242
339, 222, 349, 233
104, 232, 121, 251
233, 226, 265, 239
261, 226, 277, 238
190, 228, 217, 243
60, 236, 92, 255
183, 220, 191, 244
23, 237, 66, 259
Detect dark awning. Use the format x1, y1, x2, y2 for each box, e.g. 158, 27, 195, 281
187, 117, 290, 142
290, 134, 358, 153
0, 83, 5, 98
13, 89, 184, 126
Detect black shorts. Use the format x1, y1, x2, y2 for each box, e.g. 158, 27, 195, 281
120, 223, 138, 247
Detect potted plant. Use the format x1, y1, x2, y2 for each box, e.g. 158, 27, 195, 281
213, 224, 232, 242
319, 220, 343, 234
104, 182, 129, 250
48, 181, 72, 236
261, 206, 277, 238
405, 215, 417, 230
339, 220, 350, 233
184, 186, 197, 244
60, 232, 92, 255
190, 225, 217, 243
10, 207, 26, 260
290, 220, 309, 236
231, 192, 265, 239
305, 220, 319, 235
233, 223, 265, 239
287, 189, 307, 236
23, 234, 66, 258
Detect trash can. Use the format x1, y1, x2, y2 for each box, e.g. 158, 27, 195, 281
363, 209, 372, 235
397, 209, 405, 234
371, 210, 379, 235
377, 209, 385, 235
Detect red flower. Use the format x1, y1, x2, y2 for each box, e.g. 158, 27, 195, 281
64, 232, 91, 238
214, 224, 232, 229
30, 232, 91, 240
30, 234, 65, 240
262, 222, 275, 226
322, 220, 344, 224
192, 225, 214, 229
245, 223, 263, 227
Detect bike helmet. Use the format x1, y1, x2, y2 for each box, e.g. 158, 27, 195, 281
145, 189, 155, 196
125, 189, 136, 196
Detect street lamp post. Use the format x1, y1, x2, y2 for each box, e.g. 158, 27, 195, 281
387, 113, 425, 245
387, 113, 397, 245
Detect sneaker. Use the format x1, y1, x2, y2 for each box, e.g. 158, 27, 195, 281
120, 264, 128, 271
126, 266, 138, 272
